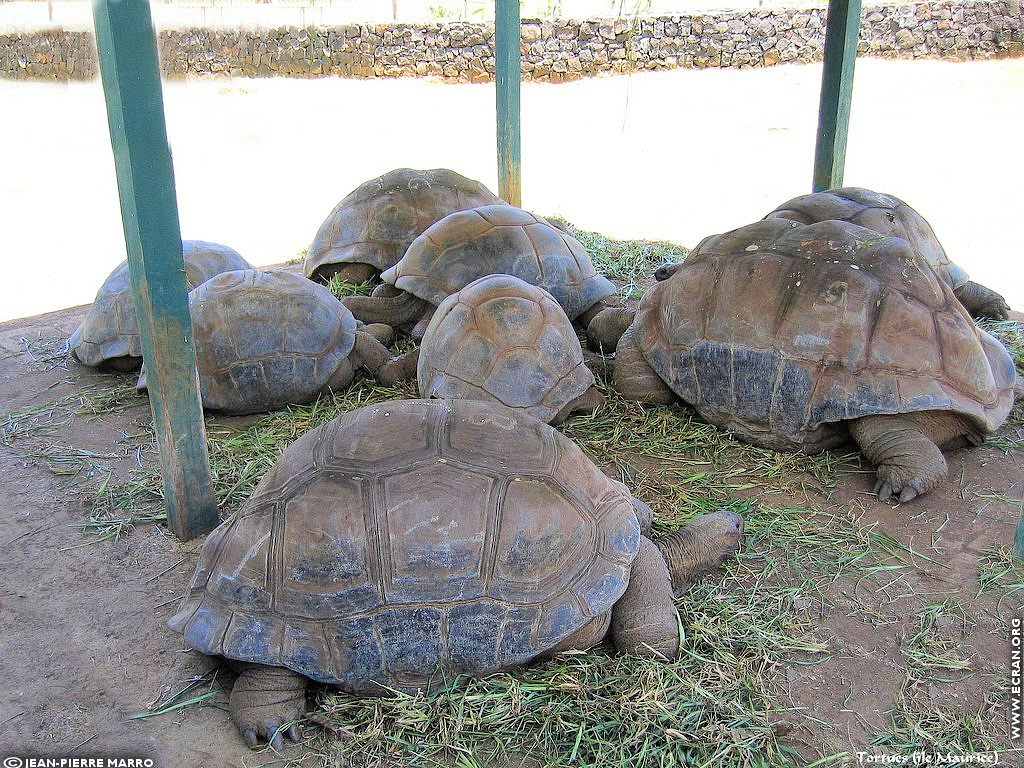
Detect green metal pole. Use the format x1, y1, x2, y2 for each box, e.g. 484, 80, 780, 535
812, 0, 861, 192
92, 0, 218, 541
495, 0, 522, 206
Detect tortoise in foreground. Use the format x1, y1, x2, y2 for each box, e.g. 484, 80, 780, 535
341, 204, 632, 344
303, 168, 502, 285
656, 187, 1010, 320
138, 270, 408, 415
412, 274, 603, 424
617, 218, 1016, 503
169, 398, 744, 749
69, 240, 252, 370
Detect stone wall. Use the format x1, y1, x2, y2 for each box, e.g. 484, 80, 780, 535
2, 1, 1021, 81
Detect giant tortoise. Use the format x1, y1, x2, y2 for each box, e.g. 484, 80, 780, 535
69, 240, 252, 370
169, 398, 744, 749
138, 270, 407, 414
616, 218, 1016, 503
303, 168, 502, 285
340, 204, 631, 343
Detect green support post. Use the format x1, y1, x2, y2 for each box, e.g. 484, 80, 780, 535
92, 0, 218, 541
495, 0, 522, 206
812, 0, 862, 192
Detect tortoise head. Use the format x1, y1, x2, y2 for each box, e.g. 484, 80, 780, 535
654, 262, 682, 281
654, 509, 744, 597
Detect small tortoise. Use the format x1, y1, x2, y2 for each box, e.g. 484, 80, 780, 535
169, 398, 743, 749
70, 240, 252, 371
617, 218, 1016, 503
303, 168, 502, 285
656, 188, 1010, 320
341, 204, 630, 342
138, 270, 407, 415
414, 274, 603, 425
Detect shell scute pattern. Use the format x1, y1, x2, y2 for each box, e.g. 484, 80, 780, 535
638, 219, 1014, 451
70, 241, 252, 367
419, 275, 595, 423
169, 399, 639, 690
382, 204, 615, 320
185, 270, 357, 413
765, 187, 967, 288
304, 168, 502, 281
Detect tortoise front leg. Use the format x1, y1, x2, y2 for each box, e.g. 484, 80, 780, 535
348, 331, 418, 387
612, 325, 674, 404
609, 537, 681, 659
953, 281, 1010, 320
230, 663, 306, 751
848, 411, 980, 503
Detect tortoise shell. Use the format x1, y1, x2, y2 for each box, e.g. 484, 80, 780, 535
635, 218, 1016, 452
157, 269, 358, 415
303, 168, 502, 283
765, 187, 969, 290
418, 275, 596, 424
169, 398, 640, 693
380, 204, 616, 320
69, 241, 252, 369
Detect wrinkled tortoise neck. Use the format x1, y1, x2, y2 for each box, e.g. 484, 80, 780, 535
342, 290, 430, 326
654, 527, 722, 597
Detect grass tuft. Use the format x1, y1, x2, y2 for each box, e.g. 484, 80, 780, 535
553, 220, 689, 301
871, 679, 1011, 757
327, 274, 375, 299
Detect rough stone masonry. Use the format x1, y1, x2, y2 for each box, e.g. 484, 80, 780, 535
2, 0, 1021, 81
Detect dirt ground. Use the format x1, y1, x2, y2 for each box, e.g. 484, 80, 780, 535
0, 297, 1022, 766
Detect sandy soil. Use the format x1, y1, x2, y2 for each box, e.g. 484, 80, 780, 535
4, 58, 1023, 323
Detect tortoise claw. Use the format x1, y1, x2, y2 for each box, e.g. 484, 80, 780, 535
899, 484, 922, 504
264, 719, 282, 752
874, 479, 893, 502
287, 723, 301, 742
243, 728, 258, 748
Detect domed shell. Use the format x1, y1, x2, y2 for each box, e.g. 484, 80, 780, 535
636, 218, 1016, 452
303, 168, 502, 282
69, 241, 252, 368
380, 204, 616, 320
169, 398, 640, 693
418, 275, 596, 424
181, 269, 358, 414
764, 187, 969, 289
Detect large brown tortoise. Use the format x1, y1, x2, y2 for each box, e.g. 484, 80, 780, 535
137, 270, 406, 415
656, 187, 1010, 320
169, 398, 744, 750
303, 168, 502, 284
414, 274, 603, 425
341, 204, 632, 344
70, 240, 252, 370
616, 218, 1016, 503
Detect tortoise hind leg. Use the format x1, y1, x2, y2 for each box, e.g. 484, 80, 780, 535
953, 281, 1010, 320
229, 663, 306, 751
848, 411, 983, 503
